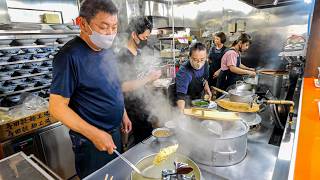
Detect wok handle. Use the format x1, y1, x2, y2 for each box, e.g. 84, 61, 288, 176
266, 100, 294, 107
265, 100, 295, 121
211, 86, 228, 95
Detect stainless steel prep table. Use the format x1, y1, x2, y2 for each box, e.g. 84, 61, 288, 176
85, 124, 279, 180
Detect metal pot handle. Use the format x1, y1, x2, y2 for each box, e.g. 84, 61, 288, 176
214, 150, 237, 155
212, 150, 237, 161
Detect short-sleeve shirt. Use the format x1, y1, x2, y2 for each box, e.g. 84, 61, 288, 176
221, 50, 240, 71
176, 61, 208, 95
117, 48, 138, 82
50, 36, 124, 131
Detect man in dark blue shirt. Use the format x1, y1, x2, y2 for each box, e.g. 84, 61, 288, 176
49, 0, 132, 178
176, 43, 212, 111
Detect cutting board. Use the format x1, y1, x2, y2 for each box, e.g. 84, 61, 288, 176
184, 108, 241, 121
216, 98, 260, 113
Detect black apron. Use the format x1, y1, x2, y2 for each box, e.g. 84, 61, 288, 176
208, 46, 227, 87
185, 62, 209, 107
216, 49, 242, 91
118, 48, 152, 144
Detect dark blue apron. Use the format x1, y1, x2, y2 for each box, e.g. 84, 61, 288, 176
208, 46, 227, 87
216, 49, 242, 91
185, 61, 209, 107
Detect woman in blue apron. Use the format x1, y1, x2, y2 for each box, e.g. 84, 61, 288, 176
176, 43, 211, 111
208, 32, 227, 87
216, 33, 256, 91
184, 61, 209, 105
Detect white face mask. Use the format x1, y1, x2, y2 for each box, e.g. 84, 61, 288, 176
190, 60, 205, 70
87, 24, 116, 49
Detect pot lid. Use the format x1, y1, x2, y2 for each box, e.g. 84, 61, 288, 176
228, 89, 254, 96
180, 118, 249, 139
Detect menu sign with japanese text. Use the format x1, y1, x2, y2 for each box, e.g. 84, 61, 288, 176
0, 111, 56, 141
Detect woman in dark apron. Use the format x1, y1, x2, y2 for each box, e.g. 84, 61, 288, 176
216, 33, 256, 91
208, 32, 227, 87
216, 48, 242, 90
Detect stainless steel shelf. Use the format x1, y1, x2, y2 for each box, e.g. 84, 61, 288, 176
0, 44, 64, 50
0, 30, 79, 35
0, 58, 53, 66
156, 26, 186, 30
0, 72, 50, 81
0, 85, 51, 97
158, 37, 188, 40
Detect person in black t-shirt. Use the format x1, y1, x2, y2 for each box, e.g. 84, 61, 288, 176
118, 16, 161, 145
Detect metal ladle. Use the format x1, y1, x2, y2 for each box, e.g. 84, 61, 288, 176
113, 149, 159, 179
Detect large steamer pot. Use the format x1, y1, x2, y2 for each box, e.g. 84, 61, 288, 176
131, 153, 202, 180
176, 118, 249, 167
257, 70, 289, 99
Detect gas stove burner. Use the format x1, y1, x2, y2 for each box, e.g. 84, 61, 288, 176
162, 169, 196, 180
162, 161, 195, 180
249, 124, 261, 133
255, 85, 273, 99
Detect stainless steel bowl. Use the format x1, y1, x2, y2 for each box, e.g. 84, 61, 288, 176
0, 39, 13, 46
152, 128, 173, 142
50, 24, 68, 30
37, 38, 57, 45
14, 39, 36, 45
57, 37, 74, 44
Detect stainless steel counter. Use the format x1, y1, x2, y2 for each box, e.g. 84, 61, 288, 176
272, 78, 303, 180
85, 122, 279, 180
83, 80, 308, 180
82, 79, 310, 180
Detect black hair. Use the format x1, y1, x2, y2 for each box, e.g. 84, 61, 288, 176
126, 16, 153, 35
79, 0, 118, 23
189, 42, 207, 56
232, 33, 252, 46
215, 32, 227, 44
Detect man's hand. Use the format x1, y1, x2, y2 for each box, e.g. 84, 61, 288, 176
89, 129, 116, 154
146, 70, 162, 82
122, 110, 132, 134
49, 94, 116, 154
